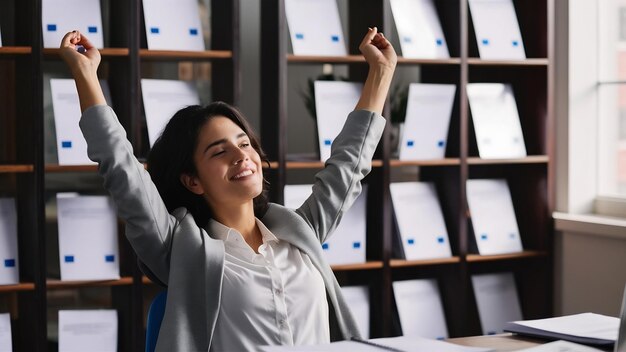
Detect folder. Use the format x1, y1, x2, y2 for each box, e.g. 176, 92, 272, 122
0, 313, 11, 351
142, 0, 205, 51
468, 0, 526, 59
393, 279, 448, 339
314, 81, 363, 162
141, 79, 201, 147
58, 310, 117, 352
390, 182, 452, 260
284, 184, 367, 265
285, 0, 347, 56
399, 84, 456, 160
56, 194, 120, 281
42, 0, 104, 48
0, 198, 19, 285
341, 286, 370, 339
467, 83, 527, 159
466, 179, 523, 255
472, 272, 523, 335
51, 78, 112, 165
390, 0, 450, 59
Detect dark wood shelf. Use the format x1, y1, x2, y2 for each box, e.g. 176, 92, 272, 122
467, 58, 549, 66
331, 261, 384, 271
0, 46, 32, 55
466, 250, 548, 263
0, 282, 36, 292
390, 158, 461, 167
45, 163, 148, 172
397, 57, 461, 65
139, 49, 232, 61
43, 48, 129, 58
467, 155, 549, 165
390, 257, 462, 268
281, 160, 383, 169
46, 277, 134, 289
0, 164, 34, 173
287, 54, 461, 65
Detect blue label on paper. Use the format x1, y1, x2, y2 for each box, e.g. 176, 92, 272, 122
150, 27, 160, 34
4, 259, 15, 268
407, 140, 414, 147
64, 255, 75, 263
481, 234, 488, 240
482, 39, 489, 45
331, 35, 339, 42
436, 38, 443, 46
487, 331, 497, 335
47, 24, 57, 32
438, 140, 445, 147
324, 139, 332, 146
403, 37, 412, 43
437, 237, 445, 244
407, 238, 415, 245
105, 255, 115, 262
189, 28, 198, 36
88, 26, 97, 33
436, 336, 445, 341
353, 242, 361, 249
322, 243, 329, 250
61, 141, 72, 148
295, 33, 304, 40
512, 40, 519, 47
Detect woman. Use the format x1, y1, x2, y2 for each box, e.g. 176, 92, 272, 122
59, 27, 396, 352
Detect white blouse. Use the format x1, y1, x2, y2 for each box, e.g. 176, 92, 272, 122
208, 218, 330, 352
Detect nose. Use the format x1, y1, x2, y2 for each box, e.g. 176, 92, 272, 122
233, 147, 248, 166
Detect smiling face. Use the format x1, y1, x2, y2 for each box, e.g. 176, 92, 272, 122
181, 116, 264, 211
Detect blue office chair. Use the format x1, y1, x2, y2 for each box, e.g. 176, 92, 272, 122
145, 290, 167, 352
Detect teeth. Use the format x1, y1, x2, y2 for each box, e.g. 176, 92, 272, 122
233, 170, 253, 179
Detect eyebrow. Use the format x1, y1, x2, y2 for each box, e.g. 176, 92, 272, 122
203, 132, 248, 154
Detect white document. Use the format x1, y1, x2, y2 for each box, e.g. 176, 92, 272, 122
142, 0, 205, 51
57, 194, 120, 281
393, 279, 448, 339
51, 78, 111, 165
390, 0, 450, 59
58, 310, 117, 352
468, 0, 526, 59
42, 0, 104, 48
0, 313, 12, 351
0, 27, 3, 47
399, 84, 456, 160
314, 81, 362, 162
467, 83, 526, 159
341, 286, 370, 339
390, 182, 452, 260
285, 0, 347, 56
511, 313, 620, 342
141, 79, 200, 147
517, 340, 604, 352
0, 198, 19, 285
466, 179, 523, 255
284, 184, 367, 265
472, 272, 522, 335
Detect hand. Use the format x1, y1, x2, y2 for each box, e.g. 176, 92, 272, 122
59, 31, 101, 77
359, 27, 397, 72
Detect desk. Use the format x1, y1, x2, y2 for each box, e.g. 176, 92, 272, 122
448, 333, 545, 351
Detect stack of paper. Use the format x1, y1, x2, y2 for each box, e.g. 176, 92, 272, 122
285, 0, 347, 56
42, 0, 104, 48
390, 182, 452, 260
341, 286, 370, 338
466, 179, 523, 255
314, 81, 362, 162
390, 0, 450, 59
51, 78, 111, 165
399, 84, 456, 160
260, 336, 491, 351
142, 0, 205, 51
284, 184, 367, 265
472, 272, 523, 335
0, 313, 11, 351
58, 310, 117, 352
56, 194, 120, 281
467, 83, 526, 159
141, 79, 201, 147
393, 279, 448, 339
468, 0, 526, 59
517, 340, 605, 352
0, 198, 19, 285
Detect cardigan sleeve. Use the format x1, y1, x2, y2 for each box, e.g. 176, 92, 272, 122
295, 109, 385, 244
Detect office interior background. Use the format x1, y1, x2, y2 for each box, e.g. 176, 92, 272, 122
0, 0, 625, 350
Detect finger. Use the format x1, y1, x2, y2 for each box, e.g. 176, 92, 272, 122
60, 31, 79, 48
77, 33, 96, 50
360, 27, 378, 48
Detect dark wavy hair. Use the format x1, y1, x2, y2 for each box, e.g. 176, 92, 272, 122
147, 101, 270, 227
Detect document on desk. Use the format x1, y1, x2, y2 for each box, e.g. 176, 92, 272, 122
399, 83, 456, 160
0, 313, 11, 351
57, 194, 120, 281
260, 336, 493, 351
58, 310, 117, 352
42, 0, 104, 48
284, 184, 367, 265
467, 83, 527, 159
141, 79, 200, 147
504, 313, 619, 347
466, 179, 523, 255
142, 0, 205, 51
341, 286, 370, 339
390, 0, 450, 59
51, 78, 111, 165
285, 0, 347, 56
517, 340, 605, 352
390, 182, 452, 260
393, 279, 448, 339
314, 81, 363, 162
468, 0, 526, 59
472, 272, 522, 335
0, 198, 19, 285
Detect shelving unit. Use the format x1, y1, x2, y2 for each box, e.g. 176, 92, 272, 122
261, 0, 554, 339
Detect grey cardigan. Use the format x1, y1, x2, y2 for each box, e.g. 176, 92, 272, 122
80, 105, 385, 351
